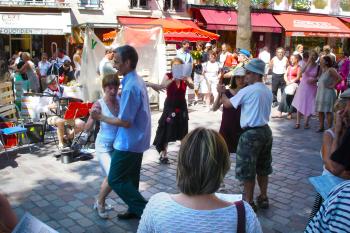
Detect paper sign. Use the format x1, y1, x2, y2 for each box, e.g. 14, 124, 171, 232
309, 174, 346, 200
171, 64, 193, 80
12, 212, 59, 233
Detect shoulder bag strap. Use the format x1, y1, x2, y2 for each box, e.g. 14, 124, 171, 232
235, 200, 246, 233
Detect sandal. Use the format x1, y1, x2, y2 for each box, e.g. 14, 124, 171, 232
93, 199, 108, 219
294, 123, 300, 129
304, 124, 310, 129
256, 195, 269, 209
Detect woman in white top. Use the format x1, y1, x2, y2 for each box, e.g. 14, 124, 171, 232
85, 74, 122, 219
202, 51, 222, 111
137, 128, 262, 233
269, 47, 289, 106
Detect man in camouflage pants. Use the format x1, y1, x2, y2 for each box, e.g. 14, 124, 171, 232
218, 58, 273, 212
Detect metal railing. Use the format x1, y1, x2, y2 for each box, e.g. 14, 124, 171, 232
0, 0, 70, 7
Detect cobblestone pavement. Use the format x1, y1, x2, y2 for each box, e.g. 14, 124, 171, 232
0, 105, 323, 233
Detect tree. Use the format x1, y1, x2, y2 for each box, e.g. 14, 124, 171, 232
236, 0, 251, 50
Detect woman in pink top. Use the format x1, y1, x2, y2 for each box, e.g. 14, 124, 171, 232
292, 51, 320, 129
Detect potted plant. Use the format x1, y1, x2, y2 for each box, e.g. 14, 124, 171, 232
313, 0, 327, 9
292, 0, 311, 11
341, 0, 350, 11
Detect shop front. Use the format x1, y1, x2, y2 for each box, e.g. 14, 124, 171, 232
274, 13, 350, 59
190, 8, 282, 56
0, 11, 71, 61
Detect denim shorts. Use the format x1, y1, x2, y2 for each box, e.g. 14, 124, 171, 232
235, 125, 273, 181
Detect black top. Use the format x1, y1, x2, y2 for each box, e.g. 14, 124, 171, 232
331, 127, 350, 169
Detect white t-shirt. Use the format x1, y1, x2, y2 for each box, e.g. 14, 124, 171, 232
230, 82, 272, 128
137, 192, 262, 233
258, 51, 271, 64
272, 56, 288, 74
38, 61, 51, 76
203, 61, 220, 81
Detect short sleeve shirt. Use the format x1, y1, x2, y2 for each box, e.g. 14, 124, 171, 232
230, 82, 272, 128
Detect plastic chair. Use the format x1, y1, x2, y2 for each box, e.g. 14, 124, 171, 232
0, 124, 31, 159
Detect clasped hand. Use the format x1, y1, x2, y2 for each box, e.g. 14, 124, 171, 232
90, 105, 102, 120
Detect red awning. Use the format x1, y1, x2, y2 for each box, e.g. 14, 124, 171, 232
116, 16, 219, 42
197, 9, 282, 33
340, 17, 350, 24
274, 13, 350, 37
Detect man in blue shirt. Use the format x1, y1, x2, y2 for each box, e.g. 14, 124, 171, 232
91, 45, 151, 219
176, 40, 193, 64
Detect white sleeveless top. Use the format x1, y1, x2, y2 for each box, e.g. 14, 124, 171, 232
272, 56, 287, 75
95, 98, 119, 153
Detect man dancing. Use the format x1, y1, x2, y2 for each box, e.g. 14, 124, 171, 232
91, 45, 151, 219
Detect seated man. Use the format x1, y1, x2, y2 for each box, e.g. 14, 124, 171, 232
43, 75, 85, 149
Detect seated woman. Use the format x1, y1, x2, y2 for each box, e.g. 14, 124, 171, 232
85, 74, 121, 219
137, 128, 262, 233
43, 75, 85, 149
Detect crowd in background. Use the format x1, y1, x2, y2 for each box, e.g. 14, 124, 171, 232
8, 46, 82, 93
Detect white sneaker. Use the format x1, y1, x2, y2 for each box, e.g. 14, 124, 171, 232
93, 199, 108, 219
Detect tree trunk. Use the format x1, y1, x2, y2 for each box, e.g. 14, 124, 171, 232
236, 0, 251, 50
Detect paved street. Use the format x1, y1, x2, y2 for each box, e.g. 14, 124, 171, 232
0, 105, 323, 233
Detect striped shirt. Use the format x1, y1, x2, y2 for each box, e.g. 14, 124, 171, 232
305, 180, 350, 233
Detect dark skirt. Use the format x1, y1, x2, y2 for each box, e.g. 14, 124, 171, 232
153, 98, 189, 153
278, 93, 296, 113
219, 106, 242, 153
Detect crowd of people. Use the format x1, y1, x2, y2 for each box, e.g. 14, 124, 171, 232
8, 46, 82, 93
1, 38, 350, 232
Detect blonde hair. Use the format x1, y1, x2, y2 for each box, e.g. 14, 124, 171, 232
22, 52, 31, 60
176, 128, 230, 195
171, 57, 184, 67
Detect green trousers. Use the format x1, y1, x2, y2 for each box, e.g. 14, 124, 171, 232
108, 150, 147, 217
